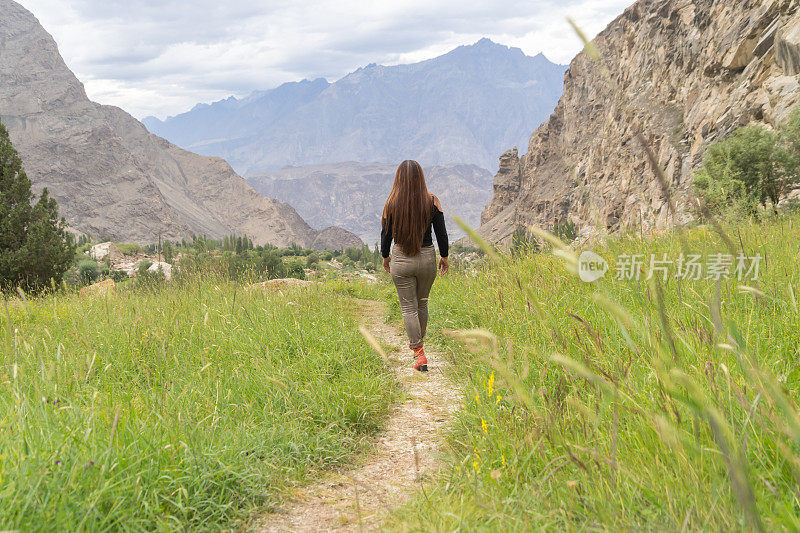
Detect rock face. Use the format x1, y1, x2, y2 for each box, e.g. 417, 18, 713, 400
0, 0, 360, 250
479, 0, 800, 244
247, 162, 494, 243
144, 39, 567, 174
310, 226, 364, 251
480, 148, 522, 225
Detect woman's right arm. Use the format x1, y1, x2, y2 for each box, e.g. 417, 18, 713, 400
381, 217, 392, 272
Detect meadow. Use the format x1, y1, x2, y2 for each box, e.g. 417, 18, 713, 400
0, 278, 397, 531
389, 214, 800, 531
4, 213, 800, 532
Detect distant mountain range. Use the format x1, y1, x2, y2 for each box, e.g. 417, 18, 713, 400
143, 39, 567, 174
247, 163, 494, 243
0, 0, 361, 248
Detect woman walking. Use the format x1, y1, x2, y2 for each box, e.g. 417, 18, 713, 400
381, 160, 449, 372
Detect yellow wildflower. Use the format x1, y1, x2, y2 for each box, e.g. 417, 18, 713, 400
486, 371, 495, 395
481, 418, 488, 434
473, 460, 481, 474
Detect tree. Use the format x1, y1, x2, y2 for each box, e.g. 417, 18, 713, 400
162, 240, 174, 263
76, 259, 100, 285
287, 261, 305, 280
260, 250, 286, 279
0, 119, 74, 292
694, 114, 800, 216
306, 252, 320, 269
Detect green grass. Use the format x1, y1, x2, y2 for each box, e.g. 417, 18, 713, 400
0, 279, 398, 531
389, 215, 800, 531
6, 214, 800, 531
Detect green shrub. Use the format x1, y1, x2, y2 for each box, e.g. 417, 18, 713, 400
76, 259, 100, 285
306, 253, 320, 269
553, 219, 577, 242
109, 270, 128, 283
287, 261, 306, 280
116, 243, 142, 256
510, 227, 539, 257
137, 260, 153, 274
695, 110, 800, 217
161, 241, 174, 263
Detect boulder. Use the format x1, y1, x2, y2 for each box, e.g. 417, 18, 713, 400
147, 261, 172, 280
89, 242, 123, 264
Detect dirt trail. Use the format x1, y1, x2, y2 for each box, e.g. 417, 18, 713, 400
255, 299, 461, 532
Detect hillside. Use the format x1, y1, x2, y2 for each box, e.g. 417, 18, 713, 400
247, 163, 494, 242
144, 39, 566, 174
0, 0, 361, 249
478, 0, 800, 243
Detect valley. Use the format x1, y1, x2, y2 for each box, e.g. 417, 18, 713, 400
247, 162, 494, 243
4, 0, 800, 531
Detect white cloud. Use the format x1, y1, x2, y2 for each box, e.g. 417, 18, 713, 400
16, 0, 632, 119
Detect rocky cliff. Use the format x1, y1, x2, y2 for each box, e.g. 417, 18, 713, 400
479, 0, 800, 244
0, 0, 361, 249
247, 162, 494, 243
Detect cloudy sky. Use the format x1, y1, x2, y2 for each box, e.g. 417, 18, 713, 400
18, 0, 632, 120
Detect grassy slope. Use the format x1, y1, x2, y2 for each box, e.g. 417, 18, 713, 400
390, 215, 800, 531
0, 280, 397, 531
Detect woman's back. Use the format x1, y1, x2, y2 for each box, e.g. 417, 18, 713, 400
381, 194, 449, 259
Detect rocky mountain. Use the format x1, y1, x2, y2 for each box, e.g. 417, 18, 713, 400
247, 163, 494, 243
142, 78, 331, 156
144, 39, 566, 174
0, 0, 361, 249
478, 0, 800, 244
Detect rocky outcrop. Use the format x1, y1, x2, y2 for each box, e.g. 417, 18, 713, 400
89, 242, 123, 264
480, 148, 522, 225
310, 226, 365, 251
479, 0, 800, 244
0, 0, 360, 250
777, 11, 800, 74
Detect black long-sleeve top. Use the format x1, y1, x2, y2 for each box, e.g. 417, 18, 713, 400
381, 197, 449, 258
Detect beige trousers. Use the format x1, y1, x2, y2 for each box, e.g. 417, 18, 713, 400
390, 245, 437, 349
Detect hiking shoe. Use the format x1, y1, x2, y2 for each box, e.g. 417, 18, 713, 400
413, 347, 428, 372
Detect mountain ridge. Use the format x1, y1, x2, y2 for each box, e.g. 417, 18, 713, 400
0, 0, 361, 249
144, 39, 567, 174
246, 162, 494, 243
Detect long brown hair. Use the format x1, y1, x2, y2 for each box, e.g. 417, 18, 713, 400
382, 160, 433, 256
